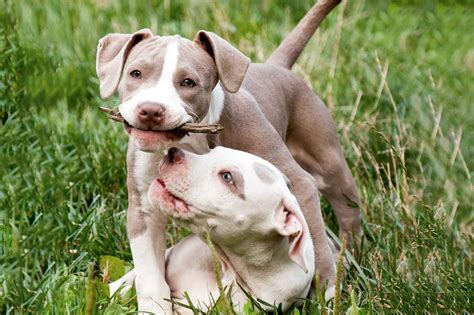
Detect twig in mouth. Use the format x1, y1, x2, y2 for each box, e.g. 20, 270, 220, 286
99, 106, 224, 134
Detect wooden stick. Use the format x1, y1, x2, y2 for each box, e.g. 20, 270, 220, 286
99, 107, 124, 122
99, 107, 224, 134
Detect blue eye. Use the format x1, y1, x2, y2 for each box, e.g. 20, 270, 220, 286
221, 172, 233, 183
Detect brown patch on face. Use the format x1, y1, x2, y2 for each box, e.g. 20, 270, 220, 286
175, 40, 218, 120
253, 162, 278, 184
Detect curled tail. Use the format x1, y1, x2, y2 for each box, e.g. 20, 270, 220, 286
267, 0, 341, 69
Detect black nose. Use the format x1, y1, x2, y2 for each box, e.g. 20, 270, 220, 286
167, 147, 184, 164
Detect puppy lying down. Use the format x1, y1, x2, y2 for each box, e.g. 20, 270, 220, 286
111, 147, 321, 313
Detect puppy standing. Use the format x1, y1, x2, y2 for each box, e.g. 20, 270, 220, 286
96, 0, 360, 312
112, 147, 316, 313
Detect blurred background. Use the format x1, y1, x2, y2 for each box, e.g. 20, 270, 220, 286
1, 0, 472, 313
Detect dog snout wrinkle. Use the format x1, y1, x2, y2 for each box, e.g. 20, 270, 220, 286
137, 102, 166, 128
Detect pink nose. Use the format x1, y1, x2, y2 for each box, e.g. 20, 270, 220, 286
167, 147, 185, 164
137, 102, 165, 128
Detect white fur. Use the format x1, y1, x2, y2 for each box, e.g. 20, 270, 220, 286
129, 150, 170, 314
133, 150, 162, 210
119, 40, 192, 130
130, 232, 171, 314
325, 285, 336, 301
109, 269, 136, 298
146, 147, 316, 312
114, 147, 324, 312
203, 83, 225, 124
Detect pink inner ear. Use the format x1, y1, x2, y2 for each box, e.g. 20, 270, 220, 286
275, 200, 310, 273
285, 211, 308, 273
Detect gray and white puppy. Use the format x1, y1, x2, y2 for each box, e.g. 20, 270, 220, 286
96, 0, 360, 313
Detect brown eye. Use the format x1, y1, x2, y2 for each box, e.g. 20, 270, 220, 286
130, 70, 141, 78
181, 78, 196, 87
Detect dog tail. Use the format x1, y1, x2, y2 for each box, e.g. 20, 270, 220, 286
266, 0, 341, 69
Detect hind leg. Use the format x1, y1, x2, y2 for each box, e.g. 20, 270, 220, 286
286, 91, 361, 245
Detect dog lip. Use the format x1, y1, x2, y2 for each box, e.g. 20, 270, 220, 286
123, 118, 186, 133
154, 178, 190, 214
123, 120, 133, 134
152, 178, 217, 219
156, 178, 166, 187
125, 122, 187, 140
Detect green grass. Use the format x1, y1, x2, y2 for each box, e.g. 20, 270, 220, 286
1, 0, 472, 313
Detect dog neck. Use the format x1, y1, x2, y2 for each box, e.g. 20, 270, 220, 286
215, 235, 304, 296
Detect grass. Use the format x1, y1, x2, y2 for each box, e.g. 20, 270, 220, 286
1, 0, 472, 313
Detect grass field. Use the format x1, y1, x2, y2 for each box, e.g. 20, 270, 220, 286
1, 0, 473, 313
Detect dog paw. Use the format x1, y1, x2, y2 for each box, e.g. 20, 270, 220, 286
324, 285, 336, 301
137, 297, 172, 315
109, 269, 136, 298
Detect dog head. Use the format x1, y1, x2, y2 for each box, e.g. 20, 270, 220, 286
96, 29, 250, 152
147, 146, 310, 272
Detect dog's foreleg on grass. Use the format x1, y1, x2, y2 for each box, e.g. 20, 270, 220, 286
126, 146, 172, 314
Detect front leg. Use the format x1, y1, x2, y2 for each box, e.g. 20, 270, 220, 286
128, 209, 171, 314
127, 145, 171, 314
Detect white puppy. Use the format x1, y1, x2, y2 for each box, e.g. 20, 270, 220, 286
112, 147, 316, 313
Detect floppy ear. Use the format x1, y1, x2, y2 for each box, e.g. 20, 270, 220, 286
194, 31, 250, 93
274, 197, 310, 273
96, 29, 153, 99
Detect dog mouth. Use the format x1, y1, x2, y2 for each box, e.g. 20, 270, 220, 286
123, 120, 188, 142
151, 178, 191, 216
